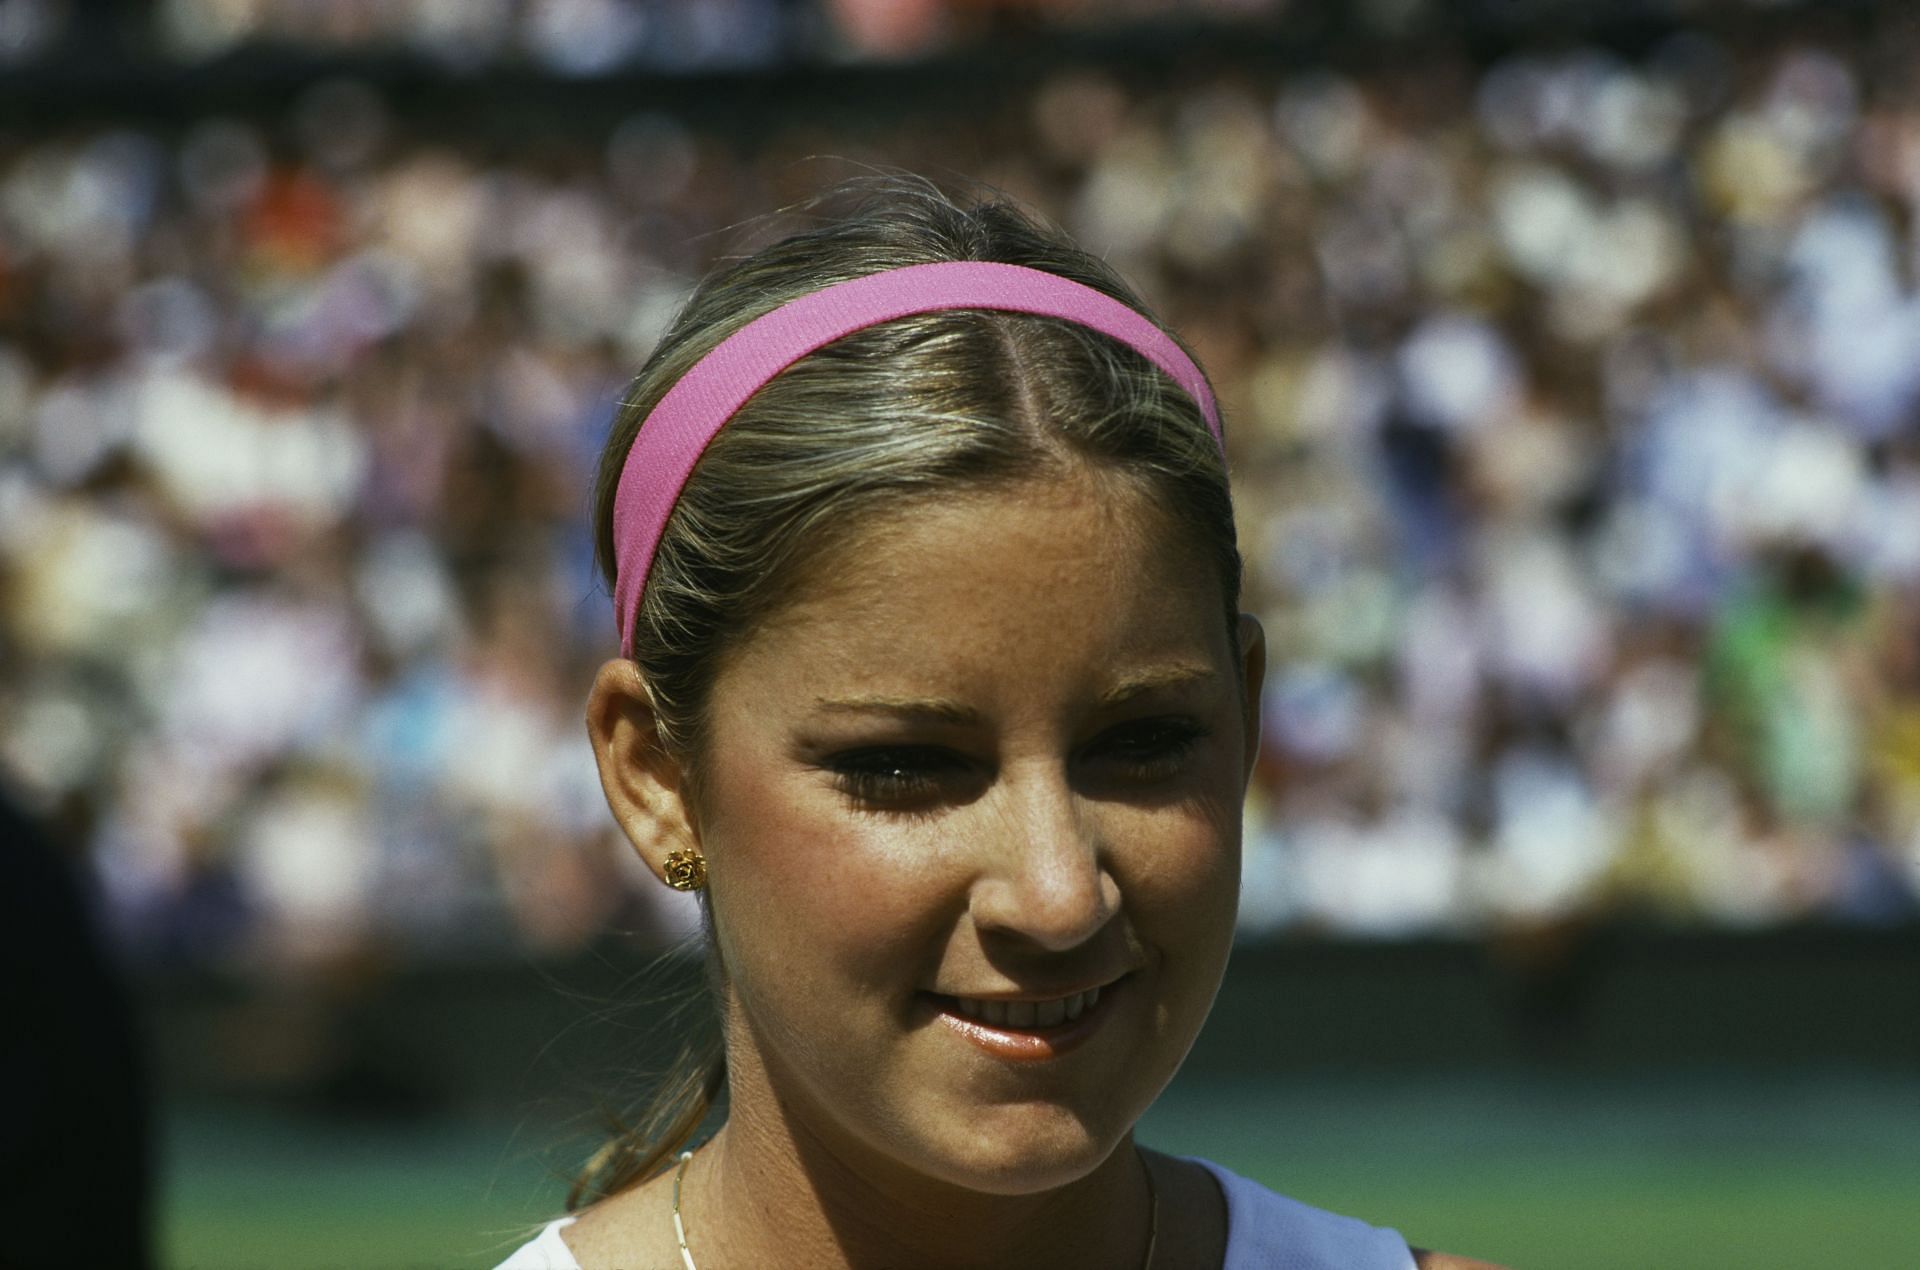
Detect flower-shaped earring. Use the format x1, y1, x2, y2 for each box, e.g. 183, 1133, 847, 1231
663, 848, 707, 892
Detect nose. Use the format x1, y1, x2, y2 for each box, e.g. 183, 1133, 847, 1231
967, 767, 1120, 952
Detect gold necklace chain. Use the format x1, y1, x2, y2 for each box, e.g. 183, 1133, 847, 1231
670, 1147, 1160, 1269
671, 1150, 698, 1270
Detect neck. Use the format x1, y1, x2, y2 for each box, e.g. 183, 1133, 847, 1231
692, 1052, 1155, 1269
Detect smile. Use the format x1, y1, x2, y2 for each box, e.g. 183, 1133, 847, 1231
950, 986, 1100, 1029
924, 977, 1125, 1061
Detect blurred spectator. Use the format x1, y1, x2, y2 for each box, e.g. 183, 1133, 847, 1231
0, 779, 153, 1270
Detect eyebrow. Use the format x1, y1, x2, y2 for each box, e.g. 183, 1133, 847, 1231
810, 696, 982, 724
1096, 665, 1219, 707
809, 665, 1219, 722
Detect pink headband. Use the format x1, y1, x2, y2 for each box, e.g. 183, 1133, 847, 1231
611, 260, 1222, 655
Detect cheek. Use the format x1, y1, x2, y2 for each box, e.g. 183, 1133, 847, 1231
1122, 802, 1241, 930
703, 766, 954, 992
1105, 772, 1244, 977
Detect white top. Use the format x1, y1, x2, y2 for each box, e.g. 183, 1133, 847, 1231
493, 1157, 1416, 1269
494, 1216, 578, 1270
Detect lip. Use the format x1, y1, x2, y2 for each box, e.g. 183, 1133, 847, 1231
923, 974, 1128, 1062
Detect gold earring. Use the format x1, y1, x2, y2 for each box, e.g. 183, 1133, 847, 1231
662, 848, 707, 892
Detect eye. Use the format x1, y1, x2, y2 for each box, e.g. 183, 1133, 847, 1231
1083, 717, 1209, 783
828, 746, 976, 808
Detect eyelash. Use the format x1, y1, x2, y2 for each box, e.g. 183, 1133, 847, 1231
829, 749, 966, 806
827, 718, 1210, 808
1094, 718, 1210, 779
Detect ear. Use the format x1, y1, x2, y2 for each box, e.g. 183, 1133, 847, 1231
1234, 612, 1267, 784
585, 658, 700, 884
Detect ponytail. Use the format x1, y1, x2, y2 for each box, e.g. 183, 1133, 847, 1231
568, 931, 730, 1209
568, 1031, 726, 1209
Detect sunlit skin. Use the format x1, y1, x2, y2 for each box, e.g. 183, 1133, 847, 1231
579, 464, 1264, 1268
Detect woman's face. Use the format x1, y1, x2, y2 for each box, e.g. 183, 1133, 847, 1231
691, 467, 1261, 1196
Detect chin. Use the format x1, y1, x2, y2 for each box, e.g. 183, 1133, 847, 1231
908, 1101, 1133, 1196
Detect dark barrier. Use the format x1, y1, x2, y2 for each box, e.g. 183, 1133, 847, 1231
145, 923, 1920, 1118
1194, 924, 1920, 1073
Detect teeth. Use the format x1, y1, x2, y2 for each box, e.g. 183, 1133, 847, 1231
948, 984, 1105, 1030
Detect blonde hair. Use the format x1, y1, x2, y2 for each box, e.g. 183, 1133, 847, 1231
574, 177, 1238, 1207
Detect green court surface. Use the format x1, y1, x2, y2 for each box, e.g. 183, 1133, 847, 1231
162, 1068, 1919, 1269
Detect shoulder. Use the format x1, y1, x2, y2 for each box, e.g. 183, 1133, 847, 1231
1140, 1151, 1229, 1267
491, 1173, 672, 1270
1412, 1253, 1510, 1270
1183, 1156, 1419, 1270
493, 1191, 675, 1270
539, 1167, 683, 1270
492, 1218, 580, 1270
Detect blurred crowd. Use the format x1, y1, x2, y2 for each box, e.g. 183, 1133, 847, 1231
3, 7, 1918, 973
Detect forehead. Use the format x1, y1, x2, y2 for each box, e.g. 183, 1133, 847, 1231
718, 470, 1230, 703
